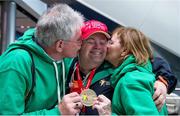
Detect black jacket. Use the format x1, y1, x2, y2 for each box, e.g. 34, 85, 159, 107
152, 56, 177, 94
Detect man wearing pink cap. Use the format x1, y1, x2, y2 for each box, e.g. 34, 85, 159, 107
65, 20, 177, 115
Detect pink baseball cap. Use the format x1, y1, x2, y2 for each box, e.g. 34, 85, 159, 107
81, 20, 111, 40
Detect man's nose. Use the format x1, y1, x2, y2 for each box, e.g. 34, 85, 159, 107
93, 42, 102, 48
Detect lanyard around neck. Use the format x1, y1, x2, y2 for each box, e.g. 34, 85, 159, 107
76, 63, 96, 90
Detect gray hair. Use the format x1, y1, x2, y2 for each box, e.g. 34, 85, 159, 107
35, 4, 84, 47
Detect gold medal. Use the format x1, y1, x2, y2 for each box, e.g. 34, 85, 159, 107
80, 89, 97, 106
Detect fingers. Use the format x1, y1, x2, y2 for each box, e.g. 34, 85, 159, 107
157, 100, 165, 111
153, 81, 167, 100
153, 87, 161, 100
58, 92, 82, 115
64, 92, 82, 103
74, 102, 83, 109
59, 102, 81, 115
93, 101, 105, 115
153, 80, 167, 111
67, 92, 80, 97
93, 95, 111, 116
93, 103, 102, 112
154, 94, 165, 111
98, 94, 110, 102
155, 94, 165, 105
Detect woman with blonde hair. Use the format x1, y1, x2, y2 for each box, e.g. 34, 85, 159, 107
105, 27, 168, 115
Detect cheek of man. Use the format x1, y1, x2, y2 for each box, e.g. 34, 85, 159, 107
69, 44, 81, 57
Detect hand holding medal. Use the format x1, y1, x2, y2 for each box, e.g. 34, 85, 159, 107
93, 95, 112, 116
58, 92, 82, 115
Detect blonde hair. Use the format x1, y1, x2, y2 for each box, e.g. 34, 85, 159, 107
113, 27, 153, 65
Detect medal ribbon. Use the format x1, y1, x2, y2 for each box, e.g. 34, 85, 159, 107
76, 63, 96, 91
74, 63, 96, 113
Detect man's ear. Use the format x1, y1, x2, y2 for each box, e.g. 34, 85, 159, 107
55, 40, 63, 53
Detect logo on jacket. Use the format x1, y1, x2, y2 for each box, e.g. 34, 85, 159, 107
100, 79, 108, 86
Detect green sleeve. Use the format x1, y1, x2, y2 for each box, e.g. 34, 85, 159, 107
119, 83, 159, 115
22, 106, 61, 115
0, 69, 61, 115
0, 69, 27, 114
111, 112, 118, 116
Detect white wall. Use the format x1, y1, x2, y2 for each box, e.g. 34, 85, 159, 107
15, 0, 47, 18
78, 0, 180, 57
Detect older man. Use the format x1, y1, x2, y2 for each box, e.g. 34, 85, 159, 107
0, 4, 84, 115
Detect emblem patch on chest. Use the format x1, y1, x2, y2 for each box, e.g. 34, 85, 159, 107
99, 79, 110, 86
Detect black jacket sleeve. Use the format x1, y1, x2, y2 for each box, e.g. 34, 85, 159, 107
152, 56, 177, 94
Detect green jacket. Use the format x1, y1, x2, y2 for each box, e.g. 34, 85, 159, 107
0, 29, 70, 115
111, 55, 168, 115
